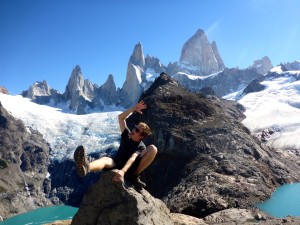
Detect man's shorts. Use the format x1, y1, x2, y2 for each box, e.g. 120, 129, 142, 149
114, 155, 142, 178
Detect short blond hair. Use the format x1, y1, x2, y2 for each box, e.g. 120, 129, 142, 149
139, 122, 151, 137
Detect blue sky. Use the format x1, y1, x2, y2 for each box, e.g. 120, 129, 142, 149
1, 0, 300, 95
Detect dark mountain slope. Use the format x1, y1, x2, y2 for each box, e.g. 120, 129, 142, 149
127, 73, 300, 218
0, 102, 51, 219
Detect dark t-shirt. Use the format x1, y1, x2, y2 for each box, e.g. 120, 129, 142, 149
114, 128, 146, 168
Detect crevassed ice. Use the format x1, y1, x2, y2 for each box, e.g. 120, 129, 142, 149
0, 94, 122, 161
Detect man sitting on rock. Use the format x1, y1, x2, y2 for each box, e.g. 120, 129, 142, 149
74, 100, 157, 188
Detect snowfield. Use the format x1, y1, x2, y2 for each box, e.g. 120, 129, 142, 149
238, 71, 300, 150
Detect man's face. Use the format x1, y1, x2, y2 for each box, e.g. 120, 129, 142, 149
130, 125, 144, 141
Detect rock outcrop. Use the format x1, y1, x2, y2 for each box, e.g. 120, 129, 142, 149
242, 77, 266, 95
126, 73, 300, 218
71, 170, 175, 225
0, 102, 51, 219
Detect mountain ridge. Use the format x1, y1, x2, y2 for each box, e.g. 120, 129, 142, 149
19, 29, 273, 114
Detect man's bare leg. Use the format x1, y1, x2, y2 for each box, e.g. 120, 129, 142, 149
135, 144, 157, 175
74, 146, 116, 177
88, 157, 116, 172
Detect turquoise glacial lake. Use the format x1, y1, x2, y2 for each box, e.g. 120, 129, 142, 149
257, 182, 300, 218
2, 183, 300, 224
0, 205, 78, 225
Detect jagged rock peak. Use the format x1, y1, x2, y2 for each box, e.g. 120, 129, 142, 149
26, 80, 51, 99
120, 63, 143, 108
98, 74, 118, 105
73, 65, 82, 74
103, 74, 115, 86
281, 60, 300, 71
129, 42, 145, 67
145, 55, 166, 74
179, 29, 225, 75
195, 28, 205, 37
65, 65, 84, 95
64, 65, 94, 101
70, 65, 83, 82
250, 56, 273, 75
63, 65, 95, 113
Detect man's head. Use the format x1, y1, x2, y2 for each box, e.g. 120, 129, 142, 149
131, 122, 151, 142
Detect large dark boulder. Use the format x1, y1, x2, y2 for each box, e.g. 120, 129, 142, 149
127, 73, 300, 218
71, 170, 176, 225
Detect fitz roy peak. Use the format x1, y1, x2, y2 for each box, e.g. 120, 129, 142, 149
179, 29, 225, 75
22, 28, 273, 113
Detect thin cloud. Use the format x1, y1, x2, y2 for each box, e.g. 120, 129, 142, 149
206, 21, 220, 36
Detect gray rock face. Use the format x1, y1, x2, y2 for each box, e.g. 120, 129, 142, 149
120, 44, 145, 108
145, 55, 166, 74
173, 67, 262, 97
0, 102, 51, 219
282, 61, 300, 71
250, 56, 273, 75
129, 42, 145, 68
22, 80, 63, 105
211, 41, 225, 71
179, 29, 225, 75
71, 170, 175, 225
63, 65, 96, 114
26, 80, 51, 99
97, 74, 119, 105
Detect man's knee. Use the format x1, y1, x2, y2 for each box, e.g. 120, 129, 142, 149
146, 144, 157, 156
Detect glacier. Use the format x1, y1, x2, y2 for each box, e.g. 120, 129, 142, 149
0, 94, 123, 161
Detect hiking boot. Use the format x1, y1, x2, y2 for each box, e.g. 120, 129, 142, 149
127, 175, 146, 189
74, 145, 89, 177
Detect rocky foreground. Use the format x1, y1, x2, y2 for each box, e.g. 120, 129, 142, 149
44, 216, 300, 225
43, 171, 300, 225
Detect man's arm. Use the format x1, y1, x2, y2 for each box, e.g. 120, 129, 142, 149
118, 100, 147, 133
112, 152, 139, 182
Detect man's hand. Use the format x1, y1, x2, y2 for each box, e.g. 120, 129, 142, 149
112, 169, 125, 182
134, 100, 147, 114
